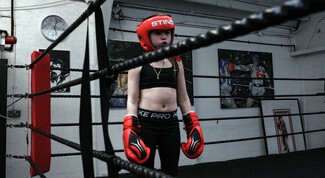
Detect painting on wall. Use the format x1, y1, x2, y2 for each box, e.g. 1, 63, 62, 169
107, 40, 143, 108
260, 99, 306, 155
218, 48, 274, 109
40, 49, 70, 92
107, 40, 193, 108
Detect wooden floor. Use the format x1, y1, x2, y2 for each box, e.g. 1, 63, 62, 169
118, 147, 325, 178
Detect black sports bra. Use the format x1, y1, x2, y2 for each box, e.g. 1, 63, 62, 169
140, 64, 178, 90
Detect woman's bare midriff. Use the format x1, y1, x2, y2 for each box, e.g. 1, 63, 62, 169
139, 87, 177, 112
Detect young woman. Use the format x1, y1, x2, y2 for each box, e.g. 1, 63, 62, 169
123, 14, 204, 176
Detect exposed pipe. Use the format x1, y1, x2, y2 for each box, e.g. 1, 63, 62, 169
231, 0, 275, 7
5, 0, 15, 51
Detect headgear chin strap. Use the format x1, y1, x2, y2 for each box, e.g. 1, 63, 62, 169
136, 14, 175, 52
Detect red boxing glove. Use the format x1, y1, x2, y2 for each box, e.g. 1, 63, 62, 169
181, 111, 204, 159
123, 114, 150, 164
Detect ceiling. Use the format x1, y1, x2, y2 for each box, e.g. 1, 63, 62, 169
183, 0, 289, 11
114, 0, 298, 32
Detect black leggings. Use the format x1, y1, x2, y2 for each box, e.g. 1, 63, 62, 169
138, 108, 180, 176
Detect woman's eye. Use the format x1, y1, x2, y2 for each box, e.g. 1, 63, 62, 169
153, 31, 170, 35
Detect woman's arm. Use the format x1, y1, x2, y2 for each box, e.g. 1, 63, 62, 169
176, 61, 192, 114
126, 67, 141, 115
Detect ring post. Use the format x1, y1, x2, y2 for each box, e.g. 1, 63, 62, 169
0, 59, 8, 178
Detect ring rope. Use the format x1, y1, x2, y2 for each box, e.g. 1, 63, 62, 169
5, 74, 323, 106
193, 75, 325, 81
6, 64, 28, 69
7, 92, 325, 100
5, 111, 325, 129
8, 62, 324, 82
6, 126, 324, 166
205, 128, 325, 146
26, 156, 47, 178
4, 74, 324, 108
5, 108, 324, 158
50, 66, 98, 72
6, 102, 325, 176
109, 27, 296, 50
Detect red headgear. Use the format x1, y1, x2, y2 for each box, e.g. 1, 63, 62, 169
136, 14, 175, 52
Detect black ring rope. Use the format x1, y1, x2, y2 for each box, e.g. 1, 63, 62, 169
193, 75, 325, 81
5, 74, 324, 108
52, 152, 82, 157
205, 128, 325, 145
6, 80, 324, 106
6, 109, 323, 158
6, 92, 324, 110
51, 95, 126, 98
6, 111, 324, 128
201, 111, 325, 122
6, 128, 324, 160
6, 110, 324, 157
7, 92, 325, 99
6, 94, 25, 108
176, 34, 296, 49
26, 156, 47, 178
24, 75, 323, 99
193, 93, 325, 99
7, 62, 325, 82
6, 64, 28, 69
26, 0, 325, 97
6, 153, 81, 159
5, 111, 325, 128
50, 66, 98, 72
6, 76, 324, 107
109, 27, 296, 50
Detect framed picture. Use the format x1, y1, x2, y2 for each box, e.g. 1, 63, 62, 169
260, 99, 306, 154
107, 40, 194, 108
218, 49, 274, 109
107, 40, 143, 108
40, 49, 70, 92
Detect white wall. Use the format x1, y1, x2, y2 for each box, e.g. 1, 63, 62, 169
1, 0, 324, 178
290, 10, 325, 149
295, 52, 325, 149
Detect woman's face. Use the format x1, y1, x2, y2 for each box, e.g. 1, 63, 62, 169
150, 30, 172, 49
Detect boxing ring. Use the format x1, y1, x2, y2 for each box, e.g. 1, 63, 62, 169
1, 0, 325, 177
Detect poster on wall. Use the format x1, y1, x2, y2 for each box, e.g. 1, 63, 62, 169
273, 109, 297, 153
260, 99, 306, 154
107, 40, 193, 108
218, 48, 274, 109
40, 49, 70, 92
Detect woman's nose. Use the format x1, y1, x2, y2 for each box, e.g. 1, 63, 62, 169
161, 34, 169, 40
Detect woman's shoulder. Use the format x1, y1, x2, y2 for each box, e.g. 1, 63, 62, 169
129, 65, 142, 72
